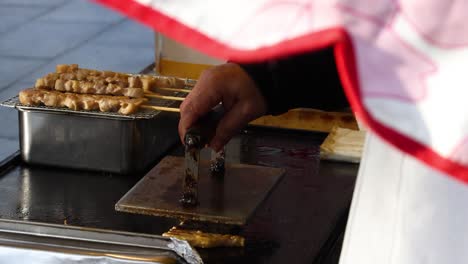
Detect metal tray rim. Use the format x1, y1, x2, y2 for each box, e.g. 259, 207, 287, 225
1, 95, 165, 120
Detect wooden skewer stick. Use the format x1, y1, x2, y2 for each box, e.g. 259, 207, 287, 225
141, 105, 180, 113
157, 87, 192, 93
144, 93, 185, 101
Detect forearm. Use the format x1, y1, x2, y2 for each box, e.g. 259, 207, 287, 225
238, 48, 348, 115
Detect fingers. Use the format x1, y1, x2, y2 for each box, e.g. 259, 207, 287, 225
209, 101, 264, 151
178, 69, 223, 142
178, 63, 267, 149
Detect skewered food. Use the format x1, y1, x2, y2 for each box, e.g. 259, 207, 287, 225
35, 64, 189, 96
141, 75, 187, 92
19, 64, 191, 115
162, 226, 245, 248
35, 64, 145, 98
19, 88, 147, 115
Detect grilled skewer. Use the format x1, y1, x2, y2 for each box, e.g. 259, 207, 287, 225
23, 64, 191, 115
35, 64, 193, 98
19, 88, 148, 115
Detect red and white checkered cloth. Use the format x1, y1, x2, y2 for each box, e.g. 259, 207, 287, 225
95, 0, 468, 182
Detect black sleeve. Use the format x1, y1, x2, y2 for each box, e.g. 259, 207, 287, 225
238, 48, 349, 115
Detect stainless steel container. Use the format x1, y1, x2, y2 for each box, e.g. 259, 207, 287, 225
20, 108, 178, 174
2, 95, 181, 174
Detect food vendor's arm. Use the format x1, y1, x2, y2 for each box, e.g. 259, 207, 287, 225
239, 47, 348, 115
178, 48, 348, 150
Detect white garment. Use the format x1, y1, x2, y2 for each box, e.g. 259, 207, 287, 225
340, 132, 468, 264
97, 0, 468, 179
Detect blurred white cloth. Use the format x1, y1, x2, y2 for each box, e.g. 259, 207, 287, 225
96, 0, 468, 180
340, 132, 468, 264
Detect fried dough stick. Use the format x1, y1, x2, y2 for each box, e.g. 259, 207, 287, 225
162, 227, 245, 248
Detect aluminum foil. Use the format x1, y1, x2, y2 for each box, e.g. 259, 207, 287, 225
0, 219, 203, 264
0, 246, 171, 264
168, 238, 203, 264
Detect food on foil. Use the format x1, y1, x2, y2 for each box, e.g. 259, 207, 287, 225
162, 226, 245, 248
19, 88, 147, 115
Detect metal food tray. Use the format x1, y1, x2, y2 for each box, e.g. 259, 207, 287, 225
0, 219, 202, 264
0, 76, 194, 174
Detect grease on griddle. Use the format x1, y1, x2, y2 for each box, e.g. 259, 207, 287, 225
210, 148, 225, 178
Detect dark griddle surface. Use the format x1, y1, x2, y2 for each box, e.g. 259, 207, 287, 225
0, 127, 358, 264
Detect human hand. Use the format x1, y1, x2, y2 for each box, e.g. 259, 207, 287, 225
179, 63, 268, 151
